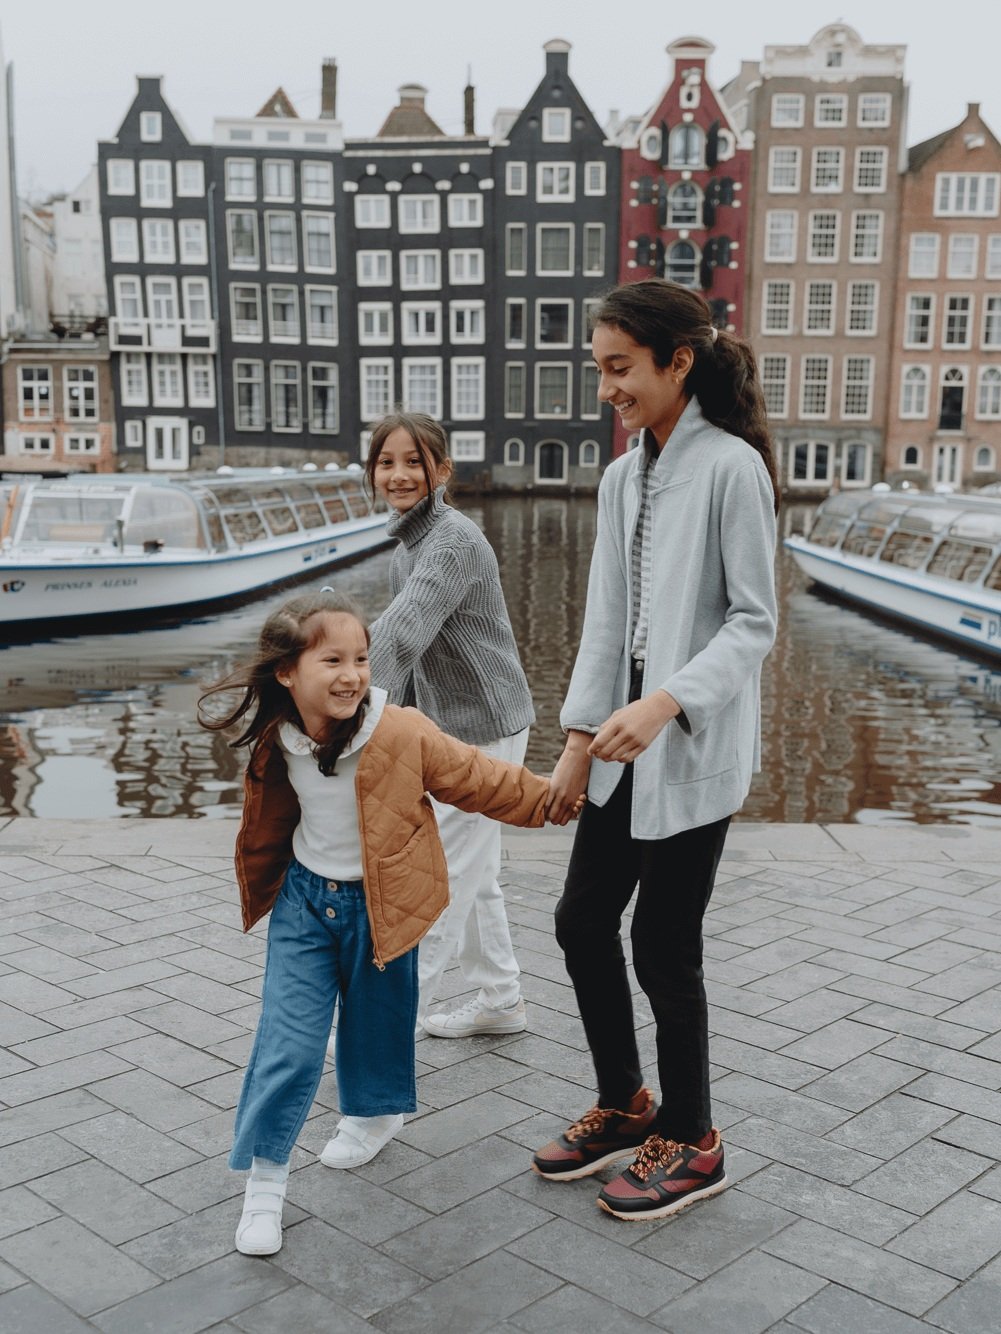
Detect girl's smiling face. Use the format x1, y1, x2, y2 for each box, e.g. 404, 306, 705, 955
372, 427, 450, 514
279, 612, 370, 739
591, 323, 693, 448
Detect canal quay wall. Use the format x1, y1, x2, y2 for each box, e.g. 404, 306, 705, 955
0, 817, 1000, 1331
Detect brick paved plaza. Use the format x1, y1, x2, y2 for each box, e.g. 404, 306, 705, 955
0, 816, 1000, 1332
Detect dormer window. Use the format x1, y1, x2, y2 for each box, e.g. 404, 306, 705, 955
825, 49, 843, 68
140, 111, 162, 142
542, 108, 571, 142
669, 125, 703, 168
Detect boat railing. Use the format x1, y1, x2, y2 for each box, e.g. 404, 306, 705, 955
187, 474, 379, 553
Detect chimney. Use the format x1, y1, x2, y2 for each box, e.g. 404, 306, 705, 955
321, 59, 337, 119
464, 67, 475, 135
544, 38, 571, 78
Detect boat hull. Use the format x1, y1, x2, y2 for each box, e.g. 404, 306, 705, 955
0, 516, 390, 625
785, 537, 1001, 657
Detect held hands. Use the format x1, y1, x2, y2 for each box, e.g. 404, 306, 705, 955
587, 690, 681, 765
545, 734, 592, 826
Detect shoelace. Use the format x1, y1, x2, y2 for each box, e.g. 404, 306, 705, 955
565, 1104, 615, 1143
631, 1134, 681, 1182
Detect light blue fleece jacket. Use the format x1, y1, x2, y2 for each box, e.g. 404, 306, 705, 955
561, 396, 777, 839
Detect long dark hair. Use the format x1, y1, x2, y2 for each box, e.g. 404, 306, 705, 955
591, 280, 780, 512
198, 589, 370, 777
364, 410, 453, 505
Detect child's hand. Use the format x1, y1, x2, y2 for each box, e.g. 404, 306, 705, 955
571, 795, 586, 819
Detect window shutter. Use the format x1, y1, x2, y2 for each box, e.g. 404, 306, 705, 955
658, 191, 668, 230
637, 175, 654, 205
702, 196, 717, 229
718, 177, 734, 206
635, 234, 651, 266
709, 298, 728, 327
659, 120, 671, 168
706, 120, 721, 169
654, 238, 665, 277
700, 255, 714, 290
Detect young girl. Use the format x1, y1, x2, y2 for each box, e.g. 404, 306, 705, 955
200, 590, 552, 1256
536, 280, 779, 1221
364, 413, 536, 1038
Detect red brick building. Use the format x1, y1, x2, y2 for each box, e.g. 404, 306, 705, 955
1, 334, 114, 474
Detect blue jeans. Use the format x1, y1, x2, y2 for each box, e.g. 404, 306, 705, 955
230, 858, 418, 1170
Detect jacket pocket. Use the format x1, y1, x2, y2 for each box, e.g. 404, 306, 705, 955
666, 696, 738, 784
373, 821, 448, 932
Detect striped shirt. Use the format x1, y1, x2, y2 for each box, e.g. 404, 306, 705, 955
629, 432, 658, 662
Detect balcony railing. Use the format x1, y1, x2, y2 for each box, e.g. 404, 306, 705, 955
109, 318, 217, 353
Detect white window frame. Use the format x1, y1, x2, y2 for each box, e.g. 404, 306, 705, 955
768, 146, 801, 193
846, 280, 878, 336
584, 161, 606, 196
355, 195, 390, 228
975, 367, 1001, 420
106, 159, 135, 196
504, 363, 526, 418
181, 275, 211, 329
124, 420, 144, 449
65, 433, 100, 456
301, 161, 334, 205
536, 223, 574, 276
266, 283, 300, 343
448, 249, 484, 285
504, 438, 524, 466
230, 282, 263, 341
450, 300, 485, 344
358, 302, 393, 346
264, 211, 298, 270
811, 146, 844, 192
858, 93, 892, 127
302, 212, 335, 274
187, 353, 215, 408
451, 357, 485, 420
176, 160, 205, 197
151, 352, 184, 408
178, 219, 207, 265
225, 158, 256, 201
536, 298, 574, 349
304, 285, 338, 345
226, 210, 259, 269
63, 365, 98, 422
583, 223, 605, 277
935, 173, 1001, 217
789, 440, 833, 488
851, 211, 883, 264
505, 223, 527, 276
800, 355, 832, 420
18, 433, 55, 456
947, 234, 979, 280
450, 431, 486, 462
580, 362, 600, 420
308, 361, 339, 435
854, 147, 888, 193
233, 359, 265, 431
770, 94, 804, 127
808, 211, 840, 263
447, 193, 483, 228
542, 107, 572, 142
762, 280, 794, 334
814, 94, 847, 127
900, 365, 931, 420
113, 275, 144, 329
141, 218, 175, 264
765, 210, 797, 263
139, 159, 172, 208
399, 195, 441, 234
109, 217, 140, 263
943, 294, 973, 349
909, 233, 940, 278
579, 440, 600, 467
360, 358, 394, 421
761, 354, 790, 418
400, 250, 441, 291
400, 301, 442, 346
140, 111, 162, 142
842, 442, 872, 488
402, 356, 443, 417
271, 361, 303, 432
120, 352, 148, 406
357, 250, 392, 287
505, 161, 527, 195
263, 159, 295, 203
982, 294, 1001, 348
905, 293, 935, 349
535, 362, 572, 418
505, 298, 526, 348
842, 356, 874, 420
986, 235, 1001, 279
536, 162, 575, 202
804, 280, 836, 335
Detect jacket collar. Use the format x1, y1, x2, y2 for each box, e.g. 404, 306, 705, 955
635, 397, 723, 487
278, 686, 388, 760
386, 485, 448, 549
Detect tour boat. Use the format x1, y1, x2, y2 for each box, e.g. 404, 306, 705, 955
784, 489, 1001, 657
0, 467, 391, 627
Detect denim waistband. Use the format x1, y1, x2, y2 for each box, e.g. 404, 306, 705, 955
288, 857, 364, 896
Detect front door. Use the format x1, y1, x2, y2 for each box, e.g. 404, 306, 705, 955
146, 416, 189, 471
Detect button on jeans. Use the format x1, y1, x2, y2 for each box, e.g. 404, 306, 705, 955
230, 857, 418, 1170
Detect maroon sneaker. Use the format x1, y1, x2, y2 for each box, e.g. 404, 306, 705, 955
597, 1130, 728, 1220
531, 1088, 657, 1181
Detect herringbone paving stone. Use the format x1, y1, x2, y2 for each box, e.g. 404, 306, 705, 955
0, 816, 999, 1330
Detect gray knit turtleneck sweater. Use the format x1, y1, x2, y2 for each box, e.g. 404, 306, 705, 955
369, 486, 535, 746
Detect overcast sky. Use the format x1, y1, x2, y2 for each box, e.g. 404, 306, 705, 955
3, 0, 999, 199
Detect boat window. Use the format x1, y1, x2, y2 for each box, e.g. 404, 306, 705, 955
316, 481, 349, 523
124, 489, 204, 550
296, 502, 326, 529
841, 520, 889, 559
948, 511, 1001, 546
879, 531, 934, 570
806, 513, 850, 547
898, 504, 964, 535
857, 500, 908, 527
926, 539, 992, 584
261, 504, 299, 537
225, 509, 268, 544
18, 491, 127, 545
986, 556, 1001, 592
203, 510, 227, 550
341, 482, 372, 518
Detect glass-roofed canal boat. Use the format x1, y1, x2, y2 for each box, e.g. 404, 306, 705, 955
784, 489, 1001, 656
0, 468, 391, 627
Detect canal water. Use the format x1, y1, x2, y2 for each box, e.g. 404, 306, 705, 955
2, 497, 1000, 824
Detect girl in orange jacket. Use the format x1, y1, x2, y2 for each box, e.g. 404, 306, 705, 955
200, 589, 560, 1258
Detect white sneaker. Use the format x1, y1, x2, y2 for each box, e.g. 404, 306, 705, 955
235, 1175, 286, 1256
320, 1113, 404, 1169
325, 1030, 336, 1062
422, 996, 527, 1039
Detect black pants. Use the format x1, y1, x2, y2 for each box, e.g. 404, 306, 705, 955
555, 763, 729, 1144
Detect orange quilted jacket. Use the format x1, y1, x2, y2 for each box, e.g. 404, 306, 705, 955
235, 704, 549, 966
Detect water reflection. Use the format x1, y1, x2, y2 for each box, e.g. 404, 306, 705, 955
2, 497, 1000, 823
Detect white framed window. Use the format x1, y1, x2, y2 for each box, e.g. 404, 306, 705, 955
450, 300, 485, 344
504, 363, 526, 417
178, 219, 207, 264
805, 281, 835, 334
765, 210, 797, 262
227, 210, 258, 268
234, 359, 265, 430
814, 94, 847, 126
669, 124, 703, 168
267, 284, 300, 342
401, 301, 442, 345
790, 440, 832, 486
582, 298, 601, 347
146, 275, 179, 333
667, 240, 699, 287
536, 299, 573, 348
271, 361, 302, 431
580, 363, 600, 419
450, 431, 485, 462
110, 217, 139, 263
265, 211, 297, 269
120, 352, 148, 406
976, 367, 1001, 419
448, 194, 483, 227
585, 161, 606, 195
225, 158, 256, 201
987, 235, 1001, 278
263, 159, 295, 202
358, 302, 393, 345
451, 358, 485, 419
975, 443, 997, 469
142, 218, 175, 263
399, 195, 440, 234
537, 162, 575, 202
542, 107, 571, 142
900, 366, 930, 419
771, 94, 804, 127
537, 223, 573, 275
536, 440, 568, 484
536, 362, 572, 417
357, 250, 391, 286
63, 366, 98, 422
504, 437, 524, 466
106, 158, 135, 195
302, 161, 334, 204
176, 160, 205, 196
580, 440, 600, 467
187, 353, 215, 407
308, 362, 339, 434
139, 160, 171, 207
140, 111, 162, 142
939, 369, 967, 436
18, 433, 54, 456
763, 280, 793, 333
402, 357, 443, 416
303, 213, 335, 272
811, 147, 843, 191
842, 442, 872, 487
902, 445, 922, 468
800, 355, 831, 418
124, 419, 144, 449
65, 433, 100, 456
360, 358, 393, 420
151, 352, 183, 407
905, 294, 935, 347
947, 234, 979, 279
858, 93, 892, 127
305, 286, 338, 345
505, 299, 526, 347
943, 295, 972, 348
505, 223, 527, 275
506, 161, 527, 195
842, 356, 873, 419
355, 195, 390, 228
854, 148, 888, 193
768, 146, 801, 192
400, 250, 441, 290
983, 295, 1001, 347
761, 354, 789, 417
113, 275, 144, 327
936, 173, 1001, 217
808, 211, 839, 263
181, 275, 211, 328
230, 283, 262, 340
583, 223, 605, 276
667, 182, 700, 227
909, 234, 940, 278
449, 249, 484, 284
846, 280, 878, 335
851, 211, 883, 262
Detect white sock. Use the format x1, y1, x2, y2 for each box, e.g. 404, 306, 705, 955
250, 1156, 289, 1183
339, 1114, 401, 1134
